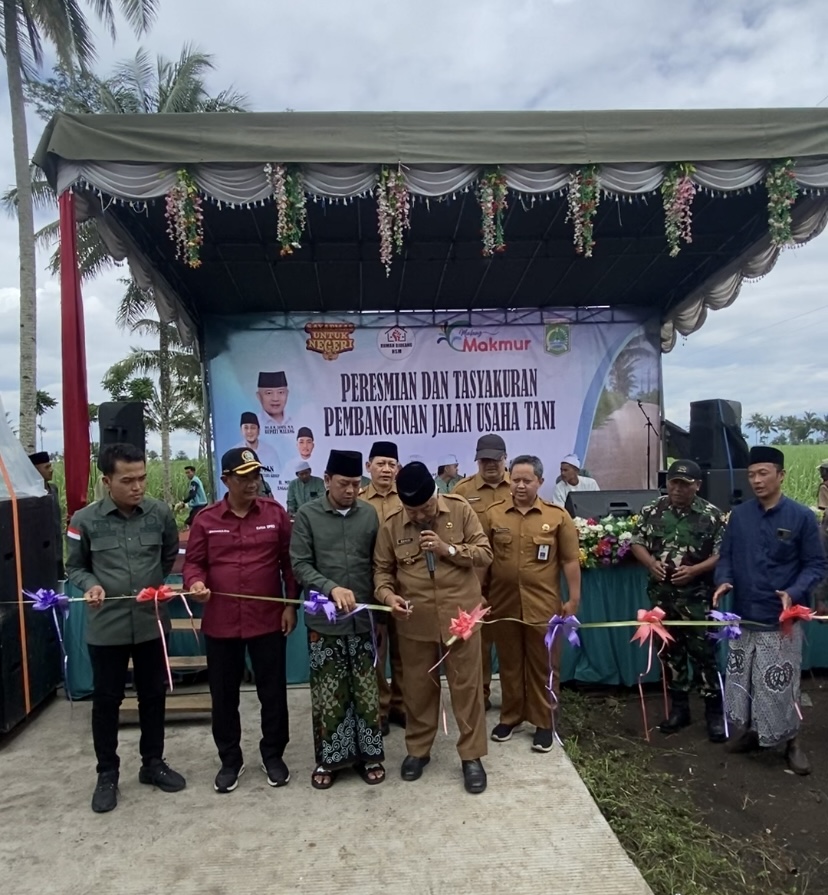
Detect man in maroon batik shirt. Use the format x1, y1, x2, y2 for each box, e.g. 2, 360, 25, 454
184, 448, 298, 794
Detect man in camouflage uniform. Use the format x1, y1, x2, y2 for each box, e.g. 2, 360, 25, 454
631, 459, 727, 742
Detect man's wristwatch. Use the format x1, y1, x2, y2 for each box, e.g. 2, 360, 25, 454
447, 545, 457, 558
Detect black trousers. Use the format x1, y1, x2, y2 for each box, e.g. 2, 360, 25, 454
88, 638, 167, 774
205, 630, 289, 769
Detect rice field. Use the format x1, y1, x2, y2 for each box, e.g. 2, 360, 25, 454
45, 446, 826, 513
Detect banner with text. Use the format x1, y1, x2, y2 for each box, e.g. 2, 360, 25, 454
205, 311, 662, 501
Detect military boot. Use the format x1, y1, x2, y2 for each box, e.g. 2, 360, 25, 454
659, 690, 691, 734
704, 694, 727, 743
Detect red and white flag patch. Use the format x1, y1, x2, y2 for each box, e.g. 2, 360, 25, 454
67, 527, 81, 541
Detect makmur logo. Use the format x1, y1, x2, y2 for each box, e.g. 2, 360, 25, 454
437, 321, 531, 353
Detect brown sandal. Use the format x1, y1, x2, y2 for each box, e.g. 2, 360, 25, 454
311, 766, 337, 790
355, 762, 385, 785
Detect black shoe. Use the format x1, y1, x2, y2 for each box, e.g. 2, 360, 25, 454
532, 728, 555, 752
138, 759, 186, 793
491, 723, 517, 742
214, 763, 245, 793
261, 758, 290, 787
388, 708, 407, 729
381, 717, 391, 737
91, 771, 119, 813
726, 729, 760, 754
462, 759, 487, 794
786, 739, 811, 776
400, 755, 430, 781
658, 691, 691, 734
704, 697, 727, 743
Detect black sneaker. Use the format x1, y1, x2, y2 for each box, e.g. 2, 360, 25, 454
214, 763, 245, 793
532, 728, 555, 752
491, 723, 517, 742
261, 758, 290, 788
138, 759, 186, 792
91, 771, 119, 813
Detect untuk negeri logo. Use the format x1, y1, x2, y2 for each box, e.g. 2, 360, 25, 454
437, 321, 531, 353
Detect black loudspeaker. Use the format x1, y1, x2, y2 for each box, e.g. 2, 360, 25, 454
700, 469, 752, 512
98, 402, 146, 454
565, 490, 662, 519
0, 496, 61, 733
689, 399, 749, 470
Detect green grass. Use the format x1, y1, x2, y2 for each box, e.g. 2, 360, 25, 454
778, 444, 827, 507
49, 458, 212, 527
562, 692, 797, 895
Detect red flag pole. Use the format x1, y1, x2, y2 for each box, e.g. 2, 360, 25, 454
58, 192, 91, 517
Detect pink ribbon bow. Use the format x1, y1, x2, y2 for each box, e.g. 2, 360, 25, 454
448, 603, 490, 642
630, 606, 675, 647
779, 604, 816, 636
631, 607, 673, 743
137, 586, 175, 691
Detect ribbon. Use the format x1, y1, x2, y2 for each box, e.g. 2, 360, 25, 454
138, 587, 174, 691
544, 614, 582, 746
630, 608, 673, 742
779, 604, 816, 636
303, 591, 339, 622
446, 603, 490, 645
707, 610, 742, 642
25, 589, 72, 701
716, 670, 730, 738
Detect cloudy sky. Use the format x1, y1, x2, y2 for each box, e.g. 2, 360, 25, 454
1, 0, 827, 455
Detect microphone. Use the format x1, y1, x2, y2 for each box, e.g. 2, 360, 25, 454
419, 524, 436, 579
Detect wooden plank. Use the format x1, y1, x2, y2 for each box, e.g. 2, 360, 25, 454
170, 618, 202, 630
128, 655, 206, 671
120, 692, 212, 721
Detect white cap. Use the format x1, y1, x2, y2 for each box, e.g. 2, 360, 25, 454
407, 453, 426, 465
561, 453, 581, 468
440, 454, 458, 466
295, 460, 311, 473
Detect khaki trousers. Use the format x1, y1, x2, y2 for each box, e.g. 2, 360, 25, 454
376, 618, 405, 718
493, 620, 556, 730
398, 632, 488, 761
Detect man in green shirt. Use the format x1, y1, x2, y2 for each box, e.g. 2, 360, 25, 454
289, 449, 386, 789
66, 442, 185, 814
286, 460, 325, 516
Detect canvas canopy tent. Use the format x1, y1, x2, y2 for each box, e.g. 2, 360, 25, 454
33, 108, 828, 513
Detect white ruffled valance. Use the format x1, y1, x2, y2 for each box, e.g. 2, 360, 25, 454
65, 158, 828, 355
58, 157, 828, 205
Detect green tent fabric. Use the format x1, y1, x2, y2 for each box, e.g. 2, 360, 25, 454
34, 108, 828, 184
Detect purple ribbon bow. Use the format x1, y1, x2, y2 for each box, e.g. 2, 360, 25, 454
24, 588, 70, 617
545, 614, 581, 650
707, 610, 742, 641
303, 591, 339, 623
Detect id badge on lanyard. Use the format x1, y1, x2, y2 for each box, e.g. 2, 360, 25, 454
537, 544, 550, 561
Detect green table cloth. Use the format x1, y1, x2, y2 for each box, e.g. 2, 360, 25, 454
62, 565, 828, 698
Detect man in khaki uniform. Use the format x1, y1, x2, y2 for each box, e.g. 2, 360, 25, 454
360, 440, 405, 733
374, 462, 493, 794
453, 433, 511, 708
482, 455, 581, 753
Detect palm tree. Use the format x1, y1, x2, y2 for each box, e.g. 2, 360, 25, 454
6, 47, 245, 496
103, 318, 202, 501
1, 0, 158, 452
746, 412, 776, 445
35, 388, 58, 449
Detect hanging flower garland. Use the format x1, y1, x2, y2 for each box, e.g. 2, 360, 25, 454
376, 166, 411, 275
565, 165, 600, 257
766, 159, 799, 247
264, 163, 307, 255
164, 169, 203, 268
661, 163, 696, 257
478, 168, 508, 256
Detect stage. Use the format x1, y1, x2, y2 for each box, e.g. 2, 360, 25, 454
1, 686, 651, 895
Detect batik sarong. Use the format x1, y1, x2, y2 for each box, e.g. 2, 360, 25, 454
307, 629, 384, 769
725, 623, 804, 747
